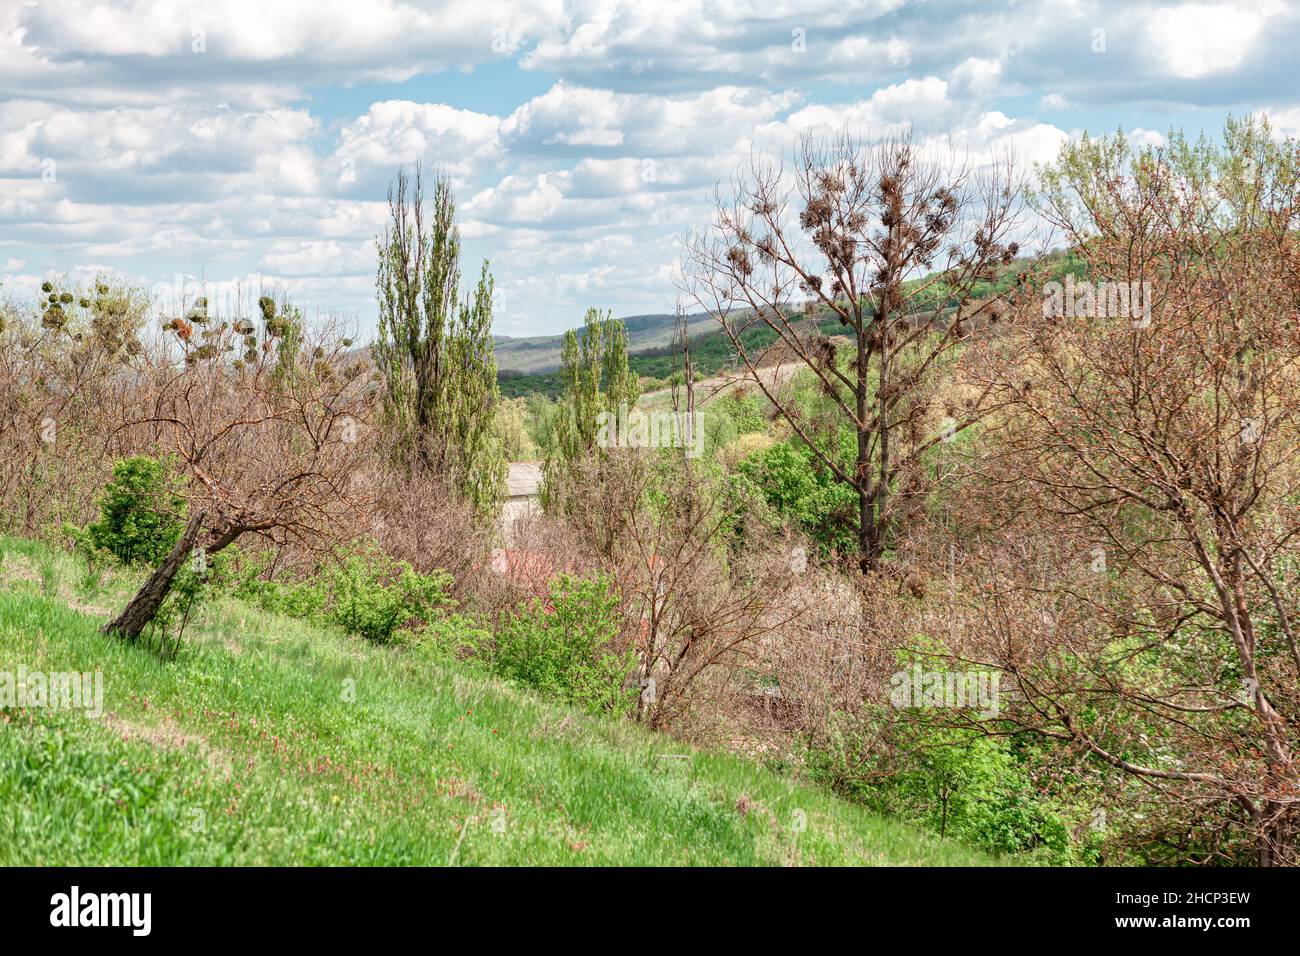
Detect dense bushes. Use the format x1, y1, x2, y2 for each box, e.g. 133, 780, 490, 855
325, 546, 453, 644
710, 391, 767, 435
84, 455, 187, 566
423, 571, 636, 718
804, 712, 1090, 864
170, 534, 625, 701
488, 574, 636, 717
227, 544, 453, 645
737, 434, 858, 557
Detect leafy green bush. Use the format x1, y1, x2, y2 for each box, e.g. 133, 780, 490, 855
711, 392, 767, 435
85, 455, 187, 566
253, 578, 328, 621
737, 434, 858, 556
217, 546, 327, 621
214, 544, 452, 644
323, 545, 453, 644
804, 708, 1089, 864
421, 613, 494, 665
492, 574, 636, 717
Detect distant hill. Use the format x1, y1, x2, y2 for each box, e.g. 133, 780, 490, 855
494, 310, 717, 375
497, 253, 1082, 399
497, 312, 843, 400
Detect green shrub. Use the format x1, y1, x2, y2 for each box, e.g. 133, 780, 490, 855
804, 708, 1088, 864
737, 435, 858, 556
712, 392, 767, 435
492, 574, 636, 717
702, 407, 738, 457
421, 613, 494, 665
255, 578, 328, 621
324, 545, 453, 644
215, 546, 320, 620
216, 543, 451, 644
86, 455, 187, 566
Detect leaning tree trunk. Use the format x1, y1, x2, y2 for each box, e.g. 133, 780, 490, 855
101, 510, 206, 640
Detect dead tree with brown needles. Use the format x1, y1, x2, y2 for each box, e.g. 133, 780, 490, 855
682, 132, 1025, 572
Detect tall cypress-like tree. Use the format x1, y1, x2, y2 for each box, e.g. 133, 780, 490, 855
374, 166, 504, 516
600, 312, 639, 414
545, 308, 639, 503
446, 262, 505, 514
551, 309, 639, 465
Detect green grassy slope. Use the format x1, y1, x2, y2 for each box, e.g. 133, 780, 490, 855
0, 537, 998, 866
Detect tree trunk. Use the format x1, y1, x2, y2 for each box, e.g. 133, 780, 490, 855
1256, 803, 1297, 867
857, 320, 875, 574
101, 510, 206, 640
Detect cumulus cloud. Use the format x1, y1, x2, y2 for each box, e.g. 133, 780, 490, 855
1264, 107, 1300, 139
0, 101, 322, 201
778, 77, 954, 139
4, 0, 563, 104
520, 0, 914, 90
329, 100, 501, 191
1144, 2, 1285, 80
501, 83, 798, 157
259, 238, 378, 276
2, 0, 1297, 334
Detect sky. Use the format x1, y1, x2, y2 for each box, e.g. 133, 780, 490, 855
2, 0, 1298, 338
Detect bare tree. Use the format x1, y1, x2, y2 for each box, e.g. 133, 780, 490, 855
551, 452, 803, 730
669, 302, 696, 448
103, 304, 374, 639
0, 278, 152, 535
682, 131, 1025, 571
964, 118, 1300, 864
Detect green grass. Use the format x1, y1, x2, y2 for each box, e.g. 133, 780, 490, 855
0, 536, 999, 866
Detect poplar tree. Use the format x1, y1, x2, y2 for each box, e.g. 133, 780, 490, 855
545, 308, 640, 499
374, 166, 504, 516
445, 263, 505, 515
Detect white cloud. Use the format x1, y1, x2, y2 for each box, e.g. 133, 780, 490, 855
781, 77, 952, 137
0, 101, 321, 199
950, 57, 1003, 96
9, 0, 563, 93
1264, 107, 1300, 138
502, 83, 797, 157
1144, 2, 1285, 79
331, 100, 501, 187
466, 173, 567, 224
3, 0, 1298, 334
260, 239, 378, 276
1128, 127, 1168, 149
520, 0, 913, 89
